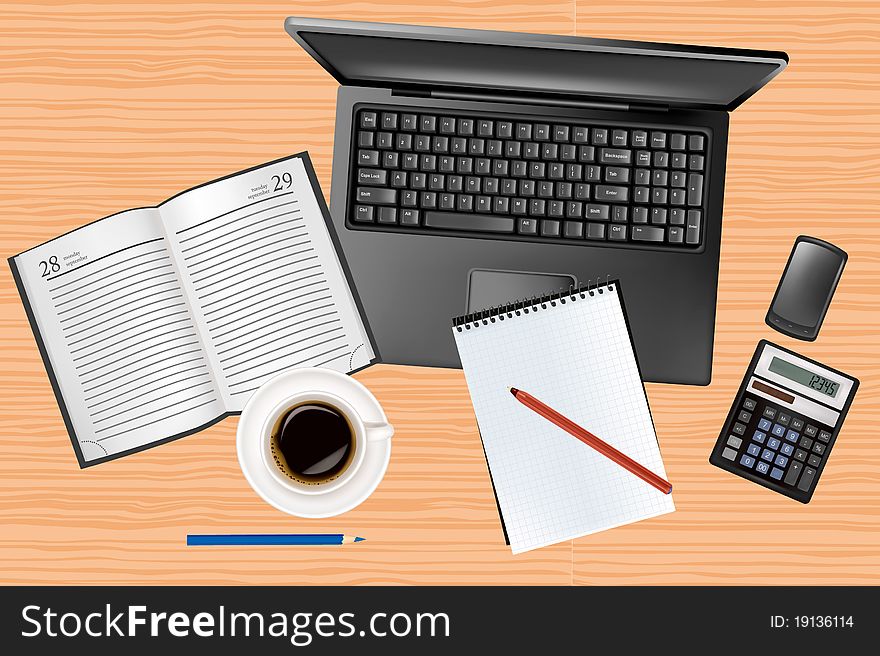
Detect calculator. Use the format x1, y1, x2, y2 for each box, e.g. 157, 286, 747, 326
709, 340, 858, 503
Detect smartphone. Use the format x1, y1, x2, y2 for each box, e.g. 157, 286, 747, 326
766, 236, 847, 341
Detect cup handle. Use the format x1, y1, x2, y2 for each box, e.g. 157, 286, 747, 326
363, 421, 394, 442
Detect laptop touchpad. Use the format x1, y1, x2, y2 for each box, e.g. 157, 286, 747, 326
465, 269, 577, 313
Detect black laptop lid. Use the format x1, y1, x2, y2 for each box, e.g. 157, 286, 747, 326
285, 18, 787, 111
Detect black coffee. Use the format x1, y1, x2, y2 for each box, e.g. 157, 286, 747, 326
270, 402, 355, 485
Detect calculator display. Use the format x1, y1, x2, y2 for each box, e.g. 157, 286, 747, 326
769, 356, 838, 398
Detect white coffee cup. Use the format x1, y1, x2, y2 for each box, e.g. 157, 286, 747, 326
259, 389, 393, 496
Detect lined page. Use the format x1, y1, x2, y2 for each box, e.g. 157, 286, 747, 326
13, 209, 223, 463
453, 286, 674, 554
160, 156, 374, 411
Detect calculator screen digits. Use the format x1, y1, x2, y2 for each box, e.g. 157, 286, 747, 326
769, 356, 839, 398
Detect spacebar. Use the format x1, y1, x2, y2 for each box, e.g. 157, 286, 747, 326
424, 211, 515, 233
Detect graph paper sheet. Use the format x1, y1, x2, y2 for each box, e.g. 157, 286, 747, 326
453, 284, 675, 554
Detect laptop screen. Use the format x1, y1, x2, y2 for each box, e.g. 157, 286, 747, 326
289, 21, 787, 111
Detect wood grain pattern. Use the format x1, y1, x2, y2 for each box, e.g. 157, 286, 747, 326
1, 0, 878, 585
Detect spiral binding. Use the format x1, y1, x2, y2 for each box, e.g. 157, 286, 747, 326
453, 277, 619, 331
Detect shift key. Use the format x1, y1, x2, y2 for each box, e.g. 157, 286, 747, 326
357, 187, 397, 204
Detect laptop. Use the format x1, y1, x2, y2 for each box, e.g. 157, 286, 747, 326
285, 18, 787, 385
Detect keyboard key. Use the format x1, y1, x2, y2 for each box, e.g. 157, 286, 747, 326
598, 148, 632, 165
353, 205, 374, 223
784, 461, 803, 486
516, 124, 532, 140
687, 174, 704, 206
631, 225, 665, 242
553, 125, 570, 142
770, 467, 784, 481
358, 131, 374, 147
400, 209, 420, 226
541, 219, 561, 237
458, 118, 474, 136
424, 211, 513, 233
377, 207, 397, 224
651, 207, 667, 225
670, 133, 686, 150
585, 204, 610, 220
613, 206, 628, 223
518, 217, 538, 234
611, 129, 628, 146
535, 124, 550, 141
421, 115, 437, 132
753, 430, 766, 443
586, 222, 606, 240
686, 210, 702, 245
358, 149, 380, 166
650, 131, 667, 148
808, 454, 822, 468
357, 187, 396, 204
595, 185, 629, 202
381, 112, 398, 130
401, 114, 418, 131
740, 455, 756, 469
591, 128, 608, 145
689, 154, 705, 171
358, 168, 387, 185
564, 221, 584, 238
756, 461, 770, 475
573, 126, 589, 143
608, 224, 627, 241
689, 134, 705, 151
439, 117, 456, 134
632, 130, 648, 147
498, 121, 513, 139
633, 207, 648, 224
797, 466, 817, 492
360, 111, 377, 129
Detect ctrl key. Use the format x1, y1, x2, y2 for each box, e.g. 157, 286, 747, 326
353, 205, 374, 223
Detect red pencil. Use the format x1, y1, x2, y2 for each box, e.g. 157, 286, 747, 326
509, 387, 672, 495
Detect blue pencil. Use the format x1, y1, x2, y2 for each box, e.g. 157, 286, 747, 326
187, 534, 365, 546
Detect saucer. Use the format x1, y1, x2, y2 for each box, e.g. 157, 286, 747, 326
236, 368, 391, 518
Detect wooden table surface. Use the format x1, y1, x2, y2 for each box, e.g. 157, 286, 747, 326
1, 1, 878, 585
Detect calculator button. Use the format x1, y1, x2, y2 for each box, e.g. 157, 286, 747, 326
804, 424, 818, 438
771, 424, 786, 437
743, 398, 757, 411
722, 447, 738, 461
812, 442, 826, 456
758, 418, 772, 431
776, 412, 791, 426
760, 448, 775, 462
752, 431, 766, 443
740, 455, 756, 468
762, 407, 777, 420
746, 443, 761, 457
767, 437, 781, 451
790, 417, 804, 431
727, 435, 743, 449
799, 436, 813, 450
770, 467, 784, 481
774, 454, 788, 468
794, 448, 808, 462
756, 461, 770, 475
797, 466, 817, 492
732, 422, 746, 436
780, 443, 795, 456
784, 461, 803, 486
738, 410, 752, 423
818, 430, 832, 443
785, 429, 800, 443
808, 454, 822, 468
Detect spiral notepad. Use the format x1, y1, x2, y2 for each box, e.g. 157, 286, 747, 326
452, 280, 674, 554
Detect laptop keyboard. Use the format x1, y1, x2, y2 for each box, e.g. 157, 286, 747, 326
349, 107, 709, 250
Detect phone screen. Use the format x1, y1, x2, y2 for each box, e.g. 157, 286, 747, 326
772, 241, 842, 327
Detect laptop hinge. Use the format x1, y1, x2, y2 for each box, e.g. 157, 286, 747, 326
392, 88, 668, 113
